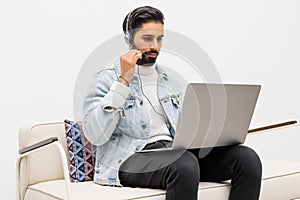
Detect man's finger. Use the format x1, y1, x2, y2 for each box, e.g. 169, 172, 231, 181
129, 51, 142, 61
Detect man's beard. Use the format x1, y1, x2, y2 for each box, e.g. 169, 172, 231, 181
132, 45, 159, 66
139, 51, 158, 66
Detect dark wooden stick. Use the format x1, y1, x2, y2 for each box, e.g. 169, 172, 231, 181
248, 120, 298, 133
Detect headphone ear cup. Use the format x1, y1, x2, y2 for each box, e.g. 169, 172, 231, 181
124, 35, 129, 45
124, 34, 133, 49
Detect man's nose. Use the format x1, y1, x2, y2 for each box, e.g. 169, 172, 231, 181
149, 39, 159, 49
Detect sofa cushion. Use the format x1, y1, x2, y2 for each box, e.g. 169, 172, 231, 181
25, 180, 230, 200
64, 119, 96, 182
259, 160, 300, 200
24, 159, 300, 200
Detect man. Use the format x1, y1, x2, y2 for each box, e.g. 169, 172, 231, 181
82, 6, 262, 200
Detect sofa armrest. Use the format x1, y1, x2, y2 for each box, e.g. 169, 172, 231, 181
19, 137, 58, 154
16, 137, 70, 200
247, 120, 298, 135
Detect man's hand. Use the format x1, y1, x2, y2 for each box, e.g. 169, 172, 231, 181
119, 49, 143, 86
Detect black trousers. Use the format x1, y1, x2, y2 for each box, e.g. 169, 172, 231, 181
119, 141, 262, 200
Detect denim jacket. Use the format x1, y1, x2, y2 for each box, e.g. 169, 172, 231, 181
82, 61, 181, 186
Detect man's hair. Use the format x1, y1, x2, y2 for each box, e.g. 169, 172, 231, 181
122, 6, 165, 44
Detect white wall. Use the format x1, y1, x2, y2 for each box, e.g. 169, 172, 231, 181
1, 0, 299, 199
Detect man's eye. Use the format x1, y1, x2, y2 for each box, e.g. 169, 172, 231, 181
143, 37, 153, 42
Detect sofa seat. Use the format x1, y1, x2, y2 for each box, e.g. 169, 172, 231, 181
25, 180, 230, 200
259, 160, 300, 200
24, 159, 300, 200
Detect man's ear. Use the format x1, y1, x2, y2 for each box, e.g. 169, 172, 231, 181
124, 35, 133, 49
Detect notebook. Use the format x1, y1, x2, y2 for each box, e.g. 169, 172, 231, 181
136, 82, 261, 152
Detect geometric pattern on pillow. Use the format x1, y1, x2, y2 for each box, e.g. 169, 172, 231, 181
64, 119, 97, 182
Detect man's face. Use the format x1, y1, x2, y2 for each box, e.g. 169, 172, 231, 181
131, 21, 164, 65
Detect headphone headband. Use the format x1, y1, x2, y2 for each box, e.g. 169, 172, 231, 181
125, 10, 133, 48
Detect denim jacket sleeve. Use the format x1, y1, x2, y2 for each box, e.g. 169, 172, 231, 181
82, 67, 129, 146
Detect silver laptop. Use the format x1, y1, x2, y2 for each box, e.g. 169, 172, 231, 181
136, 82, 261, 152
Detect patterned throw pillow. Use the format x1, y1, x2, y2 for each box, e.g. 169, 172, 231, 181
64, 119, 97, 182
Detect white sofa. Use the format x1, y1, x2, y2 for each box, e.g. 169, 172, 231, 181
16, 121, 300, 200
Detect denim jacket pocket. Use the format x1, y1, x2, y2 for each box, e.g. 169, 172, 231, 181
124, 99, 135, 109
118, 99, 135, 129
